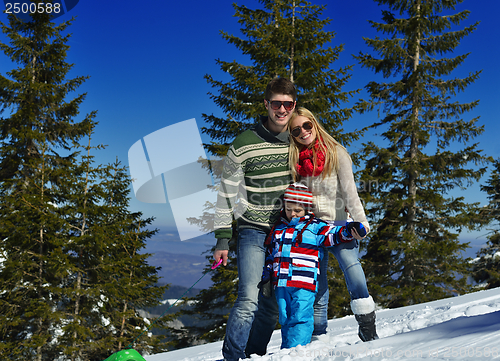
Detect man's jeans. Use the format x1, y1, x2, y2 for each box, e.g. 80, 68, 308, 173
313, 238, 370, 335
222, 228, 278, 361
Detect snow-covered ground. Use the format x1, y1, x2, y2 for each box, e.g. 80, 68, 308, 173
145, 287, 500, 361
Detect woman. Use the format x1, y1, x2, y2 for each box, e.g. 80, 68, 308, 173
288, 107, 379, 342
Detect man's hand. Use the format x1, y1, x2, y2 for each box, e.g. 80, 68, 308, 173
213, 249, 229, 266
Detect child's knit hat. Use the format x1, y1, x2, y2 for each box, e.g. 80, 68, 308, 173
284, 182, 313, 210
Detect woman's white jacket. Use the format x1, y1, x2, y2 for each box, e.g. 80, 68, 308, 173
300, 147, 370, 233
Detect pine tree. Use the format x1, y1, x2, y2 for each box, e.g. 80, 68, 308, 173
472, 159, 500, 289
355, 0, 491, 307
0, 10, 167, 360
202, 0, 359, 158
0, 9, 90, 360
55, 124, 168, 360
84, 159, 167, 360
176, 0, 360, 346
0, 131, 76, 360
0, 11, 89, 181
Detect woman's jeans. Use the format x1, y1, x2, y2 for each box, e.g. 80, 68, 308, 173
313, 239, 370, 335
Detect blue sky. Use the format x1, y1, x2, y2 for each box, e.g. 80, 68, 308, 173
1, 0, 499, 257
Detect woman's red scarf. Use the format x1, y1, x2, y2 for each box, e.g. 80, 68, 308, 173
296, 138, 325, 177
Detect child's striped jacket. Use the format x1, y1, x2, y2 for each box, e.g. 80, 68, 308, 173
264, 213, 353, 292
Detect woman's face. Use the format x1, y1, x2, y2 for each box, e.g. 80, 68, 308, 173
290, 115, 317, 147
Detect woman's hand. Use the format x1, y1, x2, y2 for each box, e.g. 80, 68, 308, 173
346, 222, 367, 240
350, 227, 366, 240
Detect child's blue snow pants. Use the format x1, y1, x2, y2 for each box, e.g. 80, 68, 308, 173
275, 287, 316, 349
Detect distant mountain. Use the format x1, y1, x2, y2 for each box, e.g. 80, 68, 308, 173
142, 285, 201, 320
143, 228, 215, 256
140, 284, 203, 339
147, 251, 214, 289
141, 253, 220, 343
159, 284, 202, 299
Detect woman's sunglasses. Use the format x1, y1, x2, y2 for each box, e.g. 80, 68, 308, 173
266, 100, 295, 111
291, 121, 313, 137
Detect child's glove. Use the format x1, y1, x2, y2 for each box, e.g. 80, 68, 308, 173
258, 263, 273, 298
346, 222, 367, 238
261, 263, 272, 283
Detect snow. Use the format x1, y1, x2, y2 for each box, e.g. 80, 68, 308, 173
144, 287, 500, 361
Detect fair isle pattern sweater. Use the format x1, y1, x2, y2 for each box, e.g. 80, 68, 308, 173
214, 118, 292, 240
265, 214, 352, 292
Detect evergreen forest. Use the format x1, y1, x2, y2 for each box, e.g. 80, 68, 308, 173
0, 0, 498, 358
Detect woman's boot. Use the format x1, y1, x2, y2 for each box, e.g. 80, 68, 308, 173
355, 311, 379, 341
351, 296, 379, 342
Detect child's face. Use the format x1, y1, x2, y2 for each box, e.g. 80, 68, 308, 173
285, 201, 306, 220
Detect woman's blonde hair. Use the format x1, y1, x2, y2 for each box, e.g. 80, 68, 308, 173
288, 107, 348, 181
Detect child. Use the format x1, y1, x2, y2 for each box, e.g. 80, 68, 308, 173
261, 182, 365, 349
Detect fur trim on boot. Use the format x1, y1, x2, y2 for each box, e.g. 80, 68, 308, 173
350, 296, 375, 315
351, 297, 378, 342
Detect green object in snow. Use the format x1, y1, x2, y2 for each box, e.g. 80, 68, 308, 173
103, 349, 147, 361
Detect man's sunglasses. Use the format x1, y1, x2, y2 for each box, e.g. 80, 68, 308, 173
266, 100, 295, 111
291, 121, 314, 137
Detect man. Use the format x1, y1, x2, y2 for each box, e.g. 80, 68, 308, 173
213, 77, 296, 361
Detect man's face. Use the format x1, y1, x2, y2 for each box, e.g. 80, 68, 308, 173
264, 94, 296, 133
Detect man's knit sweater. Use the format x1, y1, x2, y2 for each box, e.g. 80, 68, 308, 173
214, 117, 292, 244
